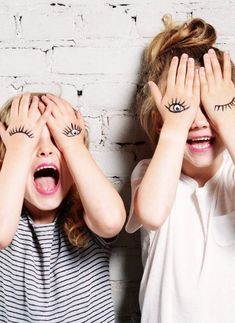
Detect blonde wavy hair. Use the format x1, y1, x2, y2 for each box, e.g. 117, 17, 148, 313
137, 15, 235, 146
0, 93, 90, 248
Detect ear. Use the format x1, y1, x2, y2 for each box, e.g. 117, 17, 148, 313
151, 110, 161, 134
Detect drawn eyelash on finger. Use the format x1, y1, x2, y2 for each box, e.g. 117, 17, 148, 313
63, 123, 81, 137
9, 126, 34, 138
165, 98, 190, 113
214, 97, 235, 111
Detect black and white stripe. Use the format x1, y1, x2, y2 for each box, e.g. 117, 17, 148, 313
0, 211, 115, 323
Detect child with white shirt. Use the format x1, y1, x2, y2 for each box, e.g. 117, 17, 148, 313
126, 15, 235, 323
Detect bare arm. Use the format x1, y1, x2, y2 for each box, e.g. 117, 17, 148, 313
135, 124, 188, 230
135, 55, 199, 230
41, 94, 126, 238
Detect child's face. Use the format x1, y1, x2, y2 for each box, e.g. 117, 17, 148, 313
157, 64, 225, 175
23, 124, 73, 218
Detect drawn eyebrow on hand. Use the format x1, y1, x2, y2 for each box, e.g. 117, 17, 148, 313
9, 126, 34, 138
214, 97, 235, 111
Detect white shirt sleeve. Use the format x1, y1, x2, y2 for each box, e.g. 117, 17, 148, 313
125, 159, 151, 233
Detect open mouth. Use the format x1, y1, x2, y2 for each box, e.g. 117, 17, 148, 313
187, 136, 215, 152
34, 165, 60, 195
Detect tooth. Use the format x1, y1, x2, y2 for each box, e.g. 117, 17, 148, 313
36, 165, 57, 172
191, 136, 210, 142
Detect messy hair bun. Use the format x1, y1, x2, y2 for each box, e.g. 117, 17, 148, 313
147, 15, 217, 66
137, 15, 234, 146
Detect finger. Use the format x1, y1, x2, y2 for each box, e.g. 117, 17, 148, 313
41, 95, 61, 119
166, 56, 179, 91
148, 81, 162, 108
185, 57, 195, 92
176, 53, 188, 88
199, 67, 208, 94
36, 105, 52, 129
38, 101, 46, 114
203, 53, 215, 89
208, 48, 222, 82
193, 69, 200, 104
19, 93, 31, 120
46, 93, 74, 116
223, 52, 232, 82
10, 95, 21, 120
28, 96, 40, 122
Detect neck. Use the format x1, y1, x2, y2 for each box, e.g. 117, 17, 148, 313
23, 201, 57, 224
182, 155, 223, 187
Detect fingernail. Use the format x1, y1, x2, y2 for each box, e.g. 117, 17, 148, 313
182, 53, 188, 59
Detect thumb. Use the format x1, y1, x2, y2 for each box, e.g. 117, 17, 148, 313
148, 81, 162, 108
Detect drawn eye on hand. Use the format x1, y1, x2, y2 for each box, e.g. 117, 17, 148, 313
63, 123, 81, 137
165, 99, 190, 113
214, 97, 235, 111
9, 125, 34, 138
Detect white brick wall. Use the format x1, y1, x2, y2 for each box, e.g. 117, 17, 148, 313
0, 49, 46, 76
52, 47, 143, 74
0, 1, 234, 321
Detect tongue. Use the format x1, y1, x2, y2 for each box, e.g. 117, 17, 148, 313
35, 177, 57, 193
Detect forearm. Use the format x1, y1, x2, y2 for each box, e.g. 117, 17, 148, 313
63, 144, 126, 238
0, 148, 31, 248
217, 120, 235, 163
135, 124, 188, 230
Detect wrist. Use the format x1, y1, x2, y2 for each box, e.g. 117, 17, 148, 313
3, 148, 32, 171
6, 145, 34, 158
160, 122, 189, 142
61, 140, 88, 155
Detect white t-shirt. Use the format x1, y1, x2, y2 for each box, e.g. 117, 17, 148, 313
126, 152, 235, 323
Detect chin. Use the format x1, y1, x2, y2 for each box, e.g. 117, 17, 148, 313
24, 188, 68, 212
24, 198, 62, 212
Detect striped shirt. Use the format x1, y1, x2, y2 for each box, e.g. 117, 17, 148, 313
0, 209, 115, 323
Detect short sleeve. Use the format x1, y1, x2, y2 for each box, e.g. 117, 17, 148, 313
125, 159, 151, 234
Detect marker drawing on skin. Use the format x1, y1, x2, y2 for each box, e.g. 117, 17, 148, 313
63, 123, 81, 137
214, 97, 235, 111
9, 126, 34, 138
165, 98, 190, 113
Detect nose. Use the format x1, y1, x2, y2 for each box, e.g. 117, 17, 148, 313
190, 107, 209, 130
37, 142, 54, 157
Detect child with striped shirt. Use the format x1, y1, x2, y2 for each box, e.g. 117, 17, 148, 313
0, 93, 126, 322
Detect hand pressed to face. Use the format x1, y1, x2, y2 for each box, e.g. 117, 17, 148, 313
199, 49, 235, 129
149, 54, 200, 131
40, 94, 85, 152
0, 93, 50, 153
